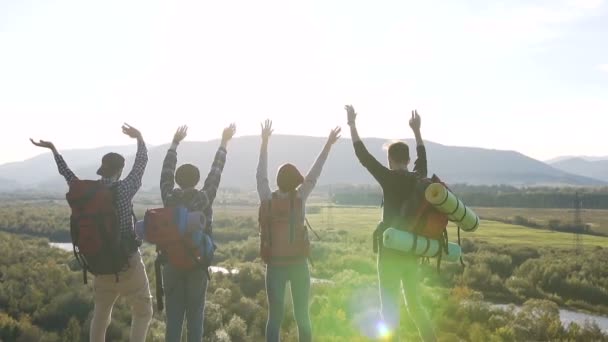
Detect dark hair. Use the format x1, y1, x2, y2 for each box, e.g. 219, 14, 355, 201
277, 163, 304, 192
175, 164, 200, 189
387, 142, 410, 164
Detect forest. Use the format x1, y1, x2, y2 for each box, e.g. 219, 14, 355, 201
1, 204, 607, 341
332, 184, 608, 210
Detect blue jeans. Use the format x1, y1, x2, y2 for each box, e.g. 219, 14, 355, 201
162, 264, 208, 342
265, 262, 312, 342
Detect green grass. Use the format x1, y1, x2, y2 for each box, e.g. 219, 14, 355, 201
474, 207, 608, 235
215, 205, 608, 250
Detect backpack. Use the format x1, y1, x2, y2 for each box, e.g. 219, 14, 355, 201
142, 207, 216, 270
66, 180, 129, 284
142, 207, 216, 312
396, 174, 463, 271
258, 191, 312, 265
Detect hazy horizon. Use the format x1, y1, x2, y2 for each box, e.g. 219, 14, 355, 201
1, 0, 607, 164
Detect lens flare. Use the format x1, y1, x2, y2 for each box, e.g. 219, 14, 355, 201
377, 321, 393, 340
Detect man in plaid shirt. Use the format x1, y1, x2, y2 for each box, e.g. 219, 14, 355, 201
31, 123, 153, 342
159, 123, 236, 342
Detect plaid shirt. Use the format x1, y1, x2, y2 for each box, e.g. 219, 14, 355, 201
54, 138, 148, 250
160, 143, 227, 233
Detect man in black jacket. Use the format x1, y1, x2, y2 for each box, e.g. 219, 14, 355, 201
346, 105, 436, 342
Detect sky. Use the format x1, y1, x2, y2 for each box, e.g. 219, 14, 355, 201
0, 0, 607, 164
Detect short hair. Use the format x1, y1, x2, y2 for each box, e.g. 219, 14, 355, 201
387, 142, 410, 164
276, 163, 304, 192
175, 164, 200, 189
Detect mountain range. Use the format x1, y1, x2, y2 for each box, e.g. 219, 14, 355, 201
0, 136, 604, 192
549, 157, 608, 183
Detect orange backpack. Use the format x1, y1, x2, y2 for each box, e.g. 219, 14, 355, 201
143, 207, 214, 271
259, 192, 311, 265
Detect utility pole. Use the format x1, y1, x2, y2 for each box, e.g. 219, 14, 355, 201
573, 192, 583, 255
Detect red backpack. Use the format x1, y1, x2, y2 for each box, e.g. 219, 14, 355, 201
398, 174, 462, 271
258, 192, 312, 265
143, 207, 214, 270
403, 175, 449, 241
66, 180, 129, 283
142, 207, 215, 311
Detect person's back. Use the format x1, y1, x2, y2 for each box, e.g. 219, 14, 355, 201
346, 105, 437, 342
257, 120, 341, 342
31, 123, 153, 342
159, 124, 235, 342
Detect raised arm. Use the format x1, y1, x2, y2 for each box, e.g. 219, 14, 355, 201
299, 127, 341, 200
161, 126, 187, 204
196, 124, 235, 210
345, 105, 391, 183
30, 139, 78, 184
409, 110, 427, 177
256, 120, 273, 201
121, 124, 149, 199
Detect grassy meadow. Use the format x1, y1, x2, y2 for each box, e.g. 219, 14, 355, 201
215, 204, 608, 251
474, 207, 608, 235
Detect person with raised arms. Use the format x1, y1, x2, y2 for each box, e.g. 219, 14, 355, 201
345, 105, 436, 342
31, 123, 152, 342
158, 123, 236, 342
257, 120, 341, 342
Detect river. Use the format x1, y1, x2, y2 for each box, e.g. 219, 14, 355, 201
51, 242, 605, 331
492, 304, 608, 333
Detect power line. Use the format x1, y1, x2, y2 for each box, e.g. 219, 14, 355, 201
327, 185, 334, 230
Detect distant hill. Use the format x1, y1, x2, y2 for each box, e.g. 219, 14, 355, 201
0, 178, 19, 191
546, 156, 608, 163
550, 158, 608, 183
0, 136, 604, 192
0, 145, 138, 188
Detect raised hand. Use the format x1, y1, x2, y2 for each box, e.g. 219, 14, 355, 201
327, 127, 342, 146
222, 123, 237, 144
122, 123, 142, 139
345, 105, 357, 125
30, 139, 56, 152
173, 125, 188, 143
261, 119, 273, 142
409, 110, 421, 132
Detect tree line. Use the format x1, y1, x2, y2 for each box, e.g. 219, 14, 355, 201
332, 184, 608, 209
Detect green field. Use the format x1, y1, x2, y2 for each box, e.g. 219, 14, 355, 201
474, 207, 608, 235
214, 205, 608, 250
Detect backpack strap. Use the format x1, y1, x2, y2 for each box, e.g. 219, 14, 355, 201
304, 218, 320, 268
154, 253, 164, 312
73, 245, 88, 284
305, 218, 321, 241
457, 226, 466, 268
288, 191, 297, 243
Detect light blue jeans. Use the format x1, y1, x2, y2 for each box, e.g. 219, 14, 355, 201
162, 264, 208, 342
265, 262, 312, 342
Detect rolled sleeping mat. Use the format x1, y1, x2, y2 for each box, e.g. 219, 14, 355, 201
382, 228, 462, 262
424, 183, 479, 232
